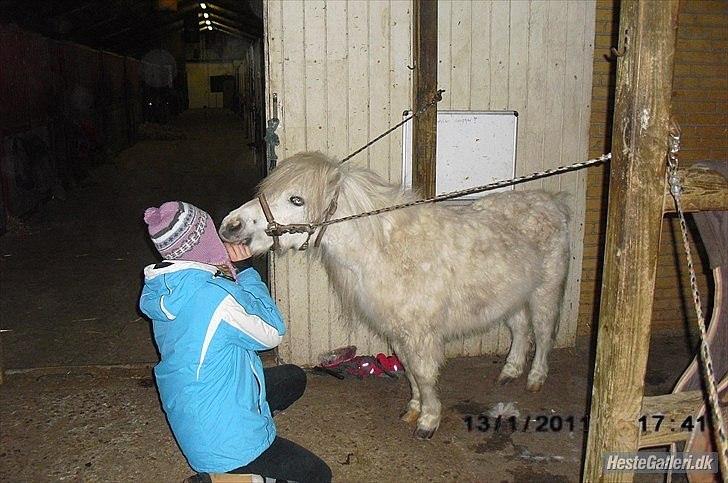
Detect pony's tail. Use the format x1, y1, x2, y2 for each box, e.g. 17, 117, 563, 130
553, 191, 572, 223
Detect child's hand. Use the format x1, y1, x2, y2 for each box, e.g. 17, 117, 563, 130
224, 243, 252, 262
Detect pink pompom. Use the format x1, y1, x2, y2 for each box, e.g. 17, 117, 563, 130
143, 207, 160, 225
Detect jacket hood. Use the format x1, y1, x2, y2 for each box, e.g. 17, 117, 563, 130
140, 260, 219, 321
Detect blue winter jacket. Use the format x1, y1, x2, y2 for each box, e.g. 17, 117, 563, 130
139, 260, 286, 473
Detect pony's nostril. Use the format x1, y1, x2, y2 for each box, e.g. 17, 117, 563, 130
228, 219, 243, 231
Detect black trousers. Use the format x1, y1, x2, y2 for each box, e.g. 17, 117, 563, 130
230, 365, 332, 483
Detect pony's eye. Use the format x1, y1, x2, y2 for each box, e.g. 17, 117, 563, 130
289, 196, 305, 207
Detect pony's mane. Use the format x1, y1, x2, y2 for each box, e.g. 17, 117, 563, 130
337, 163, 415, 245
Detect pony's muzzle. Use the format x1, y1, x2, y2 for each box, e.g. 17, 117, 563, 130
219, 218, 244, 242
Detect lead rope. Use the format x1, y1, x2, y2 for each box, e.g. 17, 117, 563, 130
267, 153, 610, 237
338, 89, 445, 165
667, 125, 728, 477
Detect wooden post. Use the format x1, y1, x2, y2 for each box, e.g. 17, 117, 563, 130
583, 1, 679, 481
412, 0, 437, 198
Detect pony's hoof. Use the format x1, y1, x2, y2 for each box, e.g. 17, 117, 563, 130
526, 381, 543, 392
496, 374, 516, 386
400, 408, 420, 424
497, 363, 522, 385
414, 427, 436, 440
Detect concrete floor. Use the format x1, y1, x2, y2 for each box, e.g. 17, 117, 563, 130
0, 109, 696, 482
0, 335, 690, 482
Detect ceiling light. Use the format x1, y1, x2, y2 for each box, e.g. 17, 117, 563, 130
203, 13, 209, 18
200, 3, 207, 9
205, 20, 211, 25
207, 26, 213, 30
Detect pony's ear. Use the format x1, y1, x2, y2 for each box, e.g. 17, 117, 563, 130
327, 166, 342, 191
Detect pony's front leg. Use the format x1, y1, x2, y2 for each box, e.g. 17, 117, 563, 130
396, 351, 421, 424
403, 338, 444, 440
414, 370, 442, 439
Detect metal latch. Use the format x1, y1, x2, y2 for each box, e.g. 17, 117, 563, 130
264, 93, 280, 171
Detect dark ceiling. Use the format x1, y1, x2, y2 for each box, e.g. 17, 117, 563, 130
0, 0, 263, 55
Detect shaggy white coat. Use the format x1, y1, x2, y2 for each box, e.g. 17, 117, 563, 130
220, 152, 571, 439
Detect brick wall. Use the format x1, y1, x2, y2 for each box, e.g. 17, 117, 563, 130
579, 0, 727, 336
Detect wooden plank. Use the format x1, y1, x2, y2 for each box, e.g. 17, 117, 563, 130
436, 0, 463, 359
303, 0, 330, 366
574, 0, 597, 346
494, 0, 532, 356
264, 0, 292, 363
513, 0, 530, 186
303, 0, 327, 153
522, 0, 548, 191
278, 0, 310, 365
438, 0, 472, 357
475, 0, 512, 357
368, 1, 391, 188
437, 0, 452, 110
638, 391, 705, 447
385, 0, 412, 355
489, 0, 510, 111
583, 1, 680, 480
347, 0, 373, 355
366, 0, 392, 356
483, 0, 516, 357
412, 0, 438, 198
449, 0, 471, 110
555, 0, 592, 349
507, 0, 529, 114
469, 0, 491, 111
348, 0, 370, 170
568, 0, 596, 348
541, 0, 567, 194
388, 0, 412, 186
663, 166, 728, 213
325, 0, 350, 352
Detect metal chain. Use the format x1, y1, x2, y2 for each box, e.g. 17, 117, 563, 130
338, 89, 445, 165
272, 153, 610, 234
667, 126, 728, 477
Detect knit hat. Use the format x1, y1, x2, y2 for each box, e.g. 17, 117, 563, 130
144, 201, 236, 278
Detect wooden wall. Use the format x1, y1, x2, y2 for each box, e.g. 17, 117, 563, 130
436, 0, 596, 357
264, 0, 412, 364
265, 0, 596, 366
580, 0, 726, 336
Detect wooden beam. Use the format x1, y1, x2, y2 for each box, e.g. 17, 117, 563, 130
638, 391, 705, 447
206, 3, 262, 37
664, 166, 728, 213
583, 1, 680, 481
411, 0, 437, 198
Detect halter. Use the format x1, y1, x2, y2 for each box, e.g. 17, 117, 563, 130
258, 186, 341, 251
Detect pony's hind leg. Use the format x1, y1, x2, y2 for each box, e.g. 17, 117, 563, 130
497, 307, 530, 385
526, 285, 561, 392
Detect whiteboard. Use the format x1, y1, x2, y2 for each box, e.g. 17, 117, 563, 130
402, 110, 518, 199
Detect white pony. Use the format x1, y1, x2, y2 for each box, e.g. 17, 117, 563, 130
220, 152, 570, 439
